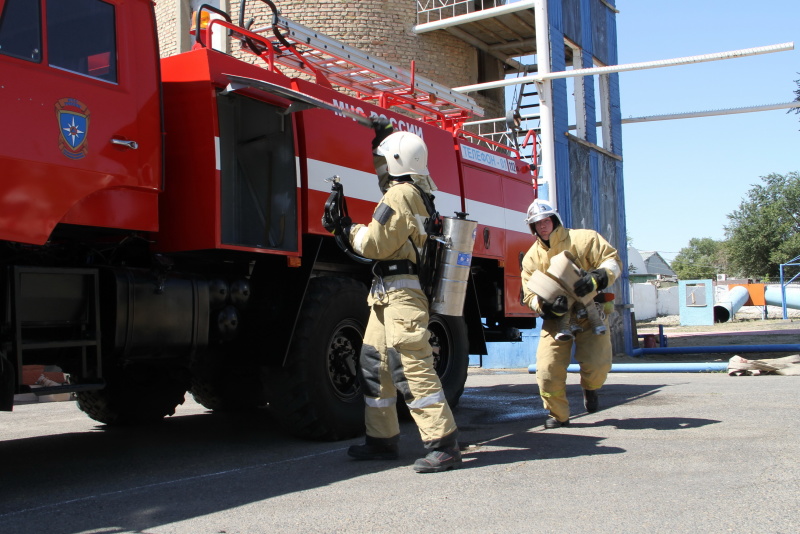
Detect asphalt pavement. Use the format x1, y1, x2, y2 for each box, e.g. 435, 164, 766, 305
1, 368, 798, 533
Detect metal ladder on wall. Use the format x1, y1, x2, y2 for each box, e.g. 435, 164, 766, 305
511, 78, 541, 165
462, 70, 541, 171
195, 3, 484, 127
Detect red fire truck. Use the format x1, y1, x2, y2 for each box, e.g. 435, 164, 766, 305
0, 0, 537, 439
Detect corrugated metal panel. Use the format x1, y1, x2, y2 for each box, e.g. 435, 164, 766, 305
591, 0, 609, 65
609, 72, 623, 155
563, 0, 582, 45
554, 138, 573, 225
580, 0, 593, 55
568, 141, 592, 229
549, 0, 564, 32
590, 151, 601, 230
605, 2, 619, 63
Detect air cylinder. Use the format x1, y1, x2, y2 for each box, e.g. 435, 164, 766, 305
430, 215, 478, 316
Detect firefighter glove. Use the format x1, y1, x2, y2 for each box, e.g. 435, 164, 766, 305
321, 214, 335, 234
322, 215, 351, 235
338, 216, 352, 236
540, 295, 568, 320
371, 116, 394, 149
573, 269, 608, 297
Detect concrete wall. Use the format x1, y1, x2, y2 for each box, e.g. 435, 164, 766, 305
630, 283, 679, 320
658, 286, 679, 316
631, 283, 657, 320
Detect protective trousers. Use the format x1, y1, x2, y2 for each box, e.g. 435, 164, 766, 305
358, 287, 458, 450
535, 313, 612, 422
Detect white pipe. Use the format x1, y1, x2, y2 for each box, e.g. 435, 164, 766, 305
468, 101, 800, 129
414, 0, 537, 34
620, 102, 800, 123
533, 0, 556, 207
453, 42, 794, 93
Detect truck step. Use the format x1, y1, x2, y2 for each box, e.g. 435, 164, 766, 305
28, 382, 105, 396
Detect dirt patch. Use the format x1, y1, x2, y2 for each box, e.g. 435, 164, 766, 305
618, 307, 800, 364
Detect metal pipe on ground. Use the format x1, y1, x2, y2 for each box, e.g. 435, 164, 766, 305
528, 362, 728, 373
713, 285, 750, 323
630, 344, 800, 357
765, 286, 800, 309
527, 343, 800, 373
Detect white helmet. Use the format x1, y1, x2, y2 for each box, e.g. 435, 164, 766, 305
377, 131, 429, 176
524, 199, 562, 228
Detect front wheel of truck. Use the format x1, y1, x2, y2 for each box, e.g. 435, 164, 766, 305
267, 276, 368, 441
76, 366, 187, 425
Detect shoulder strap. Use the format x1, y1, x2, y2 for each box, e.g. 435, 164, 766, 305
409, 183, 440, 231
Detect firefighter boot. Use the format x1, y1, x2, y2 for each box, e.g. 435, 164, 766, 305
347, 435, 400, 461
584, 388, 600, 413
544, 417, 570, 429
413, 445, 462, 473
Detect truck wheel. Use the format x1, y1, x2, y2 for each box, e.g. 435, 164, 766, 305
428, 314, 470, 409
268, 276, 368, 441
189, 349, 268, 412
76, 369, 187, 425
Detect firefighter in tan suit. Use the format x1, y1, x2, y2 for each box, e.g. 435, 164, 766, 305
521, 199, 622, 429
342, 120, 460, 473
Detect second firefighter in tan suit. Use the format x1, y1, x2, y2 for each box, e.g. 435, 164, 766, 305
344, 120, 461, 473
521, 199, 622, 429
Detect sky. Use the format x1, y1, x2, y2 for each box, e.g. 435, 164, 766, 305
614, 0, 800, 263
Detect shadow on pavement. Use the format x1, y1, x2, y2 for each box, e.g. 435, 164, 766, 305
0, 377, 716, 532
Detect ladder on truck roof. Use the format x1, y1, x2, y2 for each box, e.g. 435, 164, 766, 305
195, 4, 483, 125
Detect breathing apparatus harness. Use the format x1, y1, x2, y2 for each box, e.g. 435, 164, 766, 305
322, 176, 447, 303
408, 183, 446, 302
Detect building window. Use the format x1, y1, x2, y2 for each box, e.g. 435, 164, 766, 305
685, 283, 707, 307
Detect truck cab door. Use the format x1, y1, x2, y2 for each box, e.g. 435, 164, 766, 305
0, 0, 161, 245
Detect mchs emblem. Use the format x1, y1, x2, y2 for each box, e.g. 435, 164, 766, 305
55, 98, 90, 159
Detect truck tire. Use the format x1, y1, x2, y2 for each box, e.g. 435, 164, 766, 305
268, 276, 368, 441
189, 350, 268, 412
76, 369, 187, 425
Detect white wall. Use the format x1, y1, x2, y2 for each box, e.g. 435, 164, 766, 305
631, 283, 679, 319
631, 283, 657, 320
657, 286, 679, 315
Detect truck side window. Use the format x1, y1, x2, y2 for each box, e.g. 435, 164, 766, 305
0, 0, 42, 62
46, 0, 117, 83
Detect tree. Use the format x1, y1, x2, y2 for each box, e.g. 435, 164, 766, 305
725, 172, 800, 279
791, 76, 800, 124
671, 238, 727, 280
